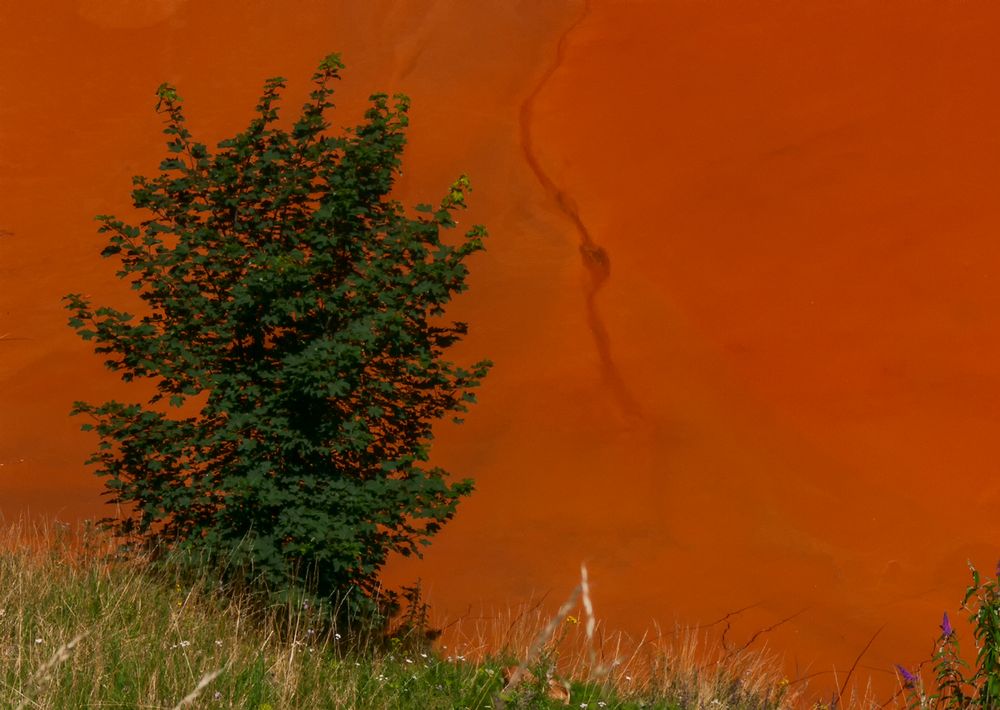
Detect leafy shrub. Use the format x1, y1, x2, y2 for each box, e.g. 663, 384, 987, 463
64, 53, 490, 608
898, 561, 1000, 708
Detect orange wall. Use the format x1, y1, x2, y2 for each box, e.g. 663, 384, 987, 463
3, 0, 1000, 698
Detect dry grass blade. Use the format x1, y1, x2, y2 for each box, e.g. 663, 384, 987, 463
30, 633, 86, 681
502, 564, 592, 694
837, 625, 884, 705
170, 666, 226, 710
14, 633, 87, 710
501, 584, 579, 692
580, 563, 596, 657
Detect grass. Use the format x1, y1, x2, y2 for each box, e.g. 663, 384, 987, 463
0, 519, 798, 708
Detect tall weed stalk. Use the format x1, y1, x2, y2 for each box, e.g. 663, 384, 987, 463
899, 561, 1000, 708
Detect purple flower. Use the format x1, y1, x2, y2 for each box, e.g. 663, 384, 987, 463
940, 612, 953, 638
895, 664, 918, 687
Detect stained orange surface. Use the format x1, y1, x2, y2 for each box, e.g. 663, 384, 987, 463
3, 0, 1000, 699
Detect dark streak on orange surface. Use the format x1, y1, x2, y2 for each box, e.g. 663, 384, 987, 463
517, 0, 640, 419
3, 0, 1000, 700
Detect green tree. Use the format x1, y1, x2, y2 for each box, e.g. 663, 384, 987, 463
65, 54, 490, 605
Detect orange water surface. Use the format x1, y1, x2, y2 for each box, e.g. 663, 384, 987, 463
3, 0, 1000, 700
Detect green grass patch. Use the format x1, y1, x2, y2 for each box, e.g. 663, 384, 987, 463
0, 521, 795, 708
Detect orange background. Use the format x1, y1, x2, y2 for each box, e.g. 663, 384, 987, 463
3, 0, 1000, 698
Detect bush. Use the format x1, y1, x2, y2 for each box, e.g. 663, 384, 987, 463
898, 561, 1000, 708
64, 53, 490, 607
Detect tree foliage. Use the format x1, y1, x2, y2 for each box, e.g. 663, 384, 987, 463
65, 54, 490, 603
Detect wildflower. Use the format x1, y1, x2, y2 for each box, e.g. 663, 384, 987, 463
598, 703, 607, 709
34, 638, 42, 645
334, 633, 342, 640
213, 691, 222, 701
405, 658, 414, 664
420, 652, 428, 658
895, 664, 918, 687
940, 612, 953, 638
179, 640, 191, 648
215, 639, 223, 647
580, 704, 588, 709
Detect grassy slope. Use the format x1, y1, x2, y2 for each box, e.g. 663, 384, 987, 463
0, 522, 795, 709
